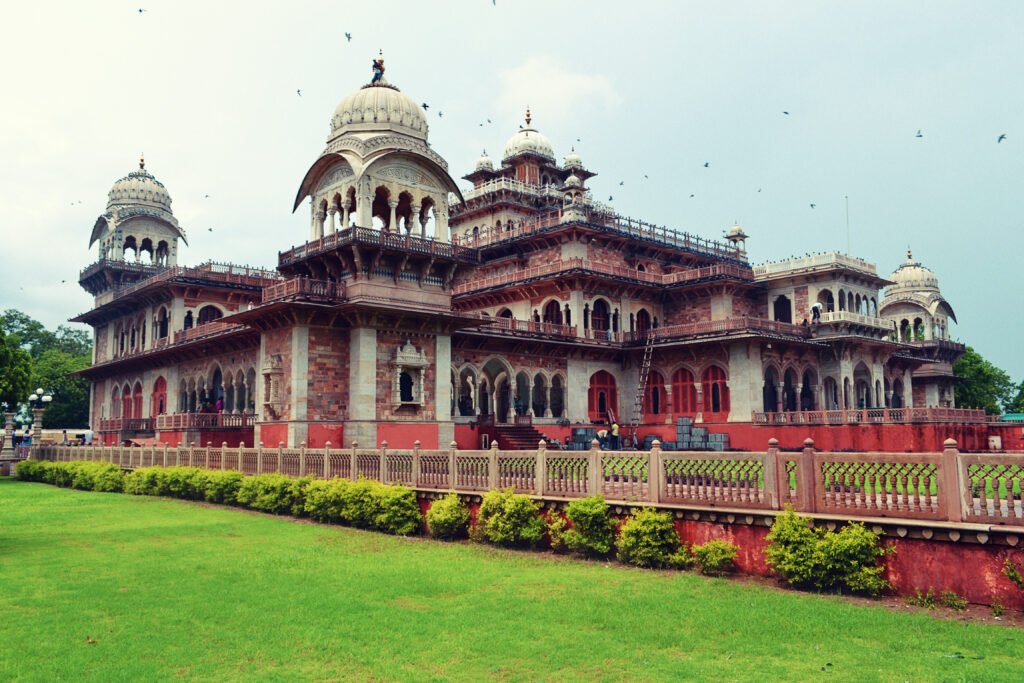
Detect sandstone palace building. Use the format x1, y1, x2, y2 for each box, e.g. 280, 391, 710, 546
75, 69, 991, 453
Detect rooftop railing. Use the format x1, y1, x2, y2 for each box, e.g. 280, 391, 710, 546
752, 407, 990, 426
752, 252, 878, 278
278, 226, 479, 268
262, 277, 345, 304
818, 311, 895, 330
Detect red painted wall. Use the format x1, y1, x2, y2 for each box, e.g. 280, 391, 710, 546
258, 423, 288, 447
991, 424, 1024, 451
378, 423, 438, 449
308, 423, 344, 448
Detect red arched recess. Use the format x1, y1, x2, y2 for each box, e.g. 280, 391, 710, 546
643, 371, 666, 419
132, 382, 144, 420
152, 376, 167, 416
588, 370, 618, 422
111, 386, 122, 418
702, 366, 730, 417
672, 368, 697, 416
121, 383, 133, 419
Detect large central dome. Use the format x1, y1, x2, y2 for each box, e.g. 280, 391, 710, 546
503, 108, 555, 162
330, 82, 429, 141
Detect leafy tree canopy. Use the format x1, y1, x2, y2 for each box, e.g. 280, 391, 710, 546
0, 328, 32, 407
953, 346, 1015, 415
0, 309, 90, 358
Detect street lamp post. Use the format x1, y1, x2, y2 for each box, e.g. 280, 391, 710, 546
28, 388, 53, 447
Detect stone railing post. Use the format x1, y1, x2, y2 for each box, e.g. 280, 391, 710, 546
793, 438, 817, 513
940, 438, 967, 523
412, 440, 421, 488
257, 442, 264, 474
324, 442, 332, 479
277, 442, 283, 474
350, 441, 359, 481
204, 443, 211, 469
299, 442, 307, 477
161, 444, 168, 468
448, 440, 458, 490
109, 446, 115, 465
765, 438, 782, 510
221, 443, 228, 471
649, 439, 662, 504
488, 440, 499, 490
588, 438, 602, 496
380, 441, 389, 484
536, 439, 546, 496
188, 442, 196, 467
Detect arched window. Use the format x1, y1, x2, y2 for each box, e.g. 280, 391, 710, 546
497, 308, 513, 319
197, 306, 223, 326
635, 309, 651, 334
773, 296, 792, 324
156, 308, 169, 339
121, 383, 133, 419
183, 311, 194, 330
671, 368, 697, 415
132, 381, 144, 420
587, 370, 618, 422
763, 368, 780, 412
152, 376, 167, 416
838, 289, 846, 311
550, 375, 564, 418
702, 366, 729, 415
399, 371, 414, 402
591, 299, 610, 332
111, 386, 121, 418
542, 300, 562, 325
643, 371, 666, 416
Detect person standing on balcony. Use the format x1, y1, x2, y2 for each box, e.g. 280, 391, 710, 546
215, 397, 223, 413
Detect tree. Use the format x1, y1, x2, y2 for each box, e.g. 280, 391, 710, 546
31, 348, 91, 428
953, 346, 1014, 415
0, 328, 32, 407
1008, 381, 1024, 414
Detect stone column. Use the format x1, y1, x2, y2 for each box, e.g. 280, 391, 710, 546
435, 204, 449, 242
795, 383, 803, 411
32, 408, 45, 437
347, 327, 378, 446
341, 205, 350, 230
410, 204, 422, 237
775, 383, 784, 413
436, 334, 453, 446
288, 325, 309, 447
903, 373, 914, 408
312, 210, 326, 240
326, 208, 337, 235
544, 384, 552, 418
388, 201, 398, 232
1, 412, 14, 456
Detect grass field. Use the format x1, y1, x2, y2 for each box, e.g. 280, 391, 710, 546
2, 477, 1022, 682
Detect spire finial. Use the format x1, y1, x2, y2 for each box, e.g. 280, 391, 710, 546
525, 106, 532, 126
139, 153, 145, 170
907, 246, 913, 260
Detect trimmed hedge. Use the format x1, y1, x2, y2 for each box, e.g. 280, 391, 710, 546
476, 488, 546, 548
617, 508, 687, 569
16, 460, 124, 493
426, 492, 470, 540
563, 495, 616, 558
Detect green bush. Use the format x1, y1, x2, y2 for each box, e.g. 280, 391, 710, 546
304, 479, 350, 523
563, 495, 617, 558
476, 488, 546, 548
373, 484, 421, 536
124, 467, 166, 496
616, 508, 683, 569
692, 539, 739, 576
427, 493, 470, 540
337, 479, 379, 528
236, 474, 311, 516
84, 463, 124, 493
202, 470, 244, 505
546, 508, 568, 552
906, 588, 936, 609
14, 459, 47, 481
938, 590, 967, 611
765, 506, 892, 596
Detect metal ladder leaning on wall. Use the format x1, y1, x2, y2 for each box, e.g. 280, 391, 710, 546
627, 329, 656, 448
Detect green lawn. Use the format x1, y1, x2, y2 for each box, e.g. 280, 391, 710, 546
1, 478, 1021, 682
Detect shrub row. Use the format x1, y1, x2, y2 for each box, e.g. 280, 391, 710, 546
16, 460, 125, 493
17, 463, 890, 593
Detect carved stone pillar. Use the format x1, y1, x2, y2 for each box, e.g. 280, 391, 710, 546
410, 204, 422, 236
388, 200, 398, 232
326, 208, 337, 235
795, 383, 803, 411
1, 412, 14, 456
544, 384, 552, 418
775, 383, 784, 413
314, 210, 326, 240
341, 205, 350, 230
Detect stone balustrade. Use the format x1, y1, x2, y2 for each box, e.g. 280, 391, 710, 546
31, 438, 1021, 526
753, 407, 991, 425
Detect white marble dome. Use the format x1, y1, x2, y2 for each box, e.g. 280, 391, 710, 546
330, 82, 428, 141
889, 250, 939, 290
475, 149, 494, 172
564, 173, 582, 189
564, 147, 583, 169
106, 159, 173, 213
503, 110, 554, 161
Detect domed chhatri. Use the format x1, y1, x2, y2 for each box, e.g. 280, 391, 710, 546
106, 155, 173, 214
503, 108, 555, 162
880, 247, 957, 346
475, 149, 494, 172
564, 146, 583, 169
331, 81, 429, 141
888, 248, 940, 290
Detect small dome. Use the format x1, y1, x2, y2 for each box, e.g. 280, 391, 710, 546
106, 157, 173, 213
475, 149, 493, 172
564, 147, 583, 169
727, 223, 746, 238
503, 108, 555, 161
889, 249, 939, 289
330, 82, 428, 141
563, 173, 582, 189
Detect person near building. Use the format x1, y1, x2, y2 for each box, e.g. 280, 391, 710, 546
610, 422, 620, 450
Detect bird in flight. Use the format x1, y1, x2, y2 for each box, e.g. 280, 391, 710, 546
204, 194, 210, 198
344, 32, 352, 42
296, 89, 302, 96
809, 203, 816, 209
208, 228, 213, 232
997, 133, 1007, 143
438, 111, 443, 118
782, 111, 790, 115
703, 162, 710, 168
757, 188, 762, 193
643, 175, 648, 179
138, 8, 146, 13
689, 194, 695, 198
608, 195, 613, 201
487, 118, 491, 123
619, 181, 624, 186
421, 103, 429, 110
915, 130, 923, 138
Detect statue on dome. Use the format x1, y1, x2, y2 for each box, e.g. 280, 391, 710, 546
371, 51, 385, 84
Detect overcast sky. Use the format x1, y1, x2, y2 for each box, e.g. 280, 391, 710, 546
1, 1, 1021, 379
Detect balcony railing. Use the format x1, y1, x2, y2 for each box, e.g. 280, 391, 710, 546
155, 413, 257, 430
262, 277, 345, 304
279, 226, 479, 268
172, 321, 247, 345
622, 317, 812, 344
752, 407, 990, 425
818, 311, 896, 331
451, 210, 743, 262
752, 252, 878, 278
97, 418, 155, 433
33, 437, 1011, 526
485, 316, 578, 338
452, 258, 753, 295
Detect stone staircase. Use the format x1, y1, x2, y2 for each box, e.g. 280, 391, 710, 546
492, 424, 546, 450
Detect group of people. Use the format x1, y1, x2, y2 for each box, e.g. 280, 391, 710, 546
597, 421, 621, 450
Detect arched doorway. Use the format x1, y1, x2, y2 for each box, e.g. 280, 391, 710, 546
763, 368, 780, 413
542, 300, 562, 325
591, 300, 610, 334
644, 370, 666, 418
532, 374, 547, 417
773, 296, 793, 323
152, 376, 167, 416
800, 369, 817, 411
702, 366, 729, 417
588, 370, 618, 422
782, 369, 798, 412
671, 368, 697, 416
635, 309, 652, 334
550, 376, 565, 418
